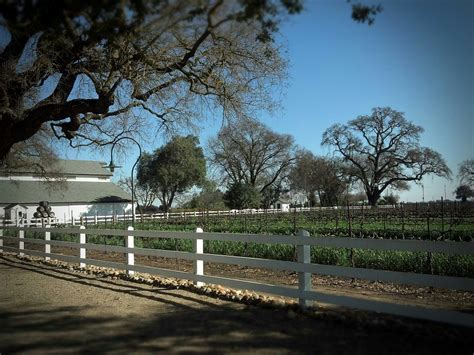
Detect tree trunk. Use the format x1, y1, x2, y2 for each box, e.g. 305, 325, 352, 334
367, 190, 381, 207
160, 191, 169, 213
1, 91, 114, 160
307, 191, 317, 207
0, 121, 20, 160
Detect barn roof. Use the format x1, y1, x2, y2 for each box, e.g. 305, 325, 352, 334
0, 159, 113, 177
0, 181, 131, 204
4, 203, 29, 209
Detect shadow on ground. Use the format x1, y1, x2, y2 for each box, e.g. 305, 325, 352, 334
1, 256, 473, 354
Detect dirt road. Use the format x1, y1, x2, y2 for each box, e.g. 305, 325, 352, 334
0, 255, 472, 354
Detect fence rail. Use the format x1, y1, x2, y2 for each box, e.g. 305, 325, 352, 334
0, 225, 473, 327
2, 204, 401, 226
3, 202, 472, 246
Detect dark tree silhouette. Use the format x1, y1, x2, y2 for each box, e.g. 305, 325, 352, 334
455, 185, 473, 203
224, 182, 261, 209
458, 159, 474, 186
0, 1, 380, 162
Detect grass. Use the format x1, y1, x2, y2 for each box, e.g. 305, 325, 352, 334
3, 207, 474, 278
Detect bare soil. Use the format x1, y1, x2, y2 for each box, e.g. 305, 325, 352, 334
7, 239, 474, 313
1, 254, 473, 354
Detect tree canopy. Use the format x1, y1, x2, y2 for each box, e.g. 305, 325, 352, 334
455, 185, 473, 203
223, 181, 261, 210
118, 176, 157, 212
322, 107, 451, 206
378, 193, 399, 206
0, 0, 381, 164
0, 0, 303, 161
208, 119, 295, 200
182, 179, 225, 211
458, 159, 474, 187
136, 135, 206, 212
289, 150, 346, 207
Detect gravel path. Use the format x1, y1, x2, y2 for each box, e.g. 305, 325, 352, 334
0, 254, 472, 354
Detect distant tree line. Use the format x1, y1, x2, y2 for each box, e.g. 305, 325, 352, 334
130, 107, 458, 210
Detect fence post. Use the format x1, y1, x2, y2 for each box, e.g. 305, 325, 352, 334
401, 203, 405, 236
441, 196, 444, 233
71, 211, 75, 226
79, 225, 86, 268
292, 206, 297, 234
127, 226, 134, 275
297, 229, 311, 308
194, 227, 204, 287
45, 224, 51, 261
346, 202, 352, 237
19, 229, 24, 257
0, 228, 3, 252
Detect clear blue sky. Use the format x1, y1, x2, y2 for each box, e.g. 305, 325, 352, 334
271, 0, 473, 202
66, 0, 473, 202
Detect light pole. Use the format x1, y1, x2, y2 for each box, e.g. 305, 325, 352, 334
105, 137, 142, 226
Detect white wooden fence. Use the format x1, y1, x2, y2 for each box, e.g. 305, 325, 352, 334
2, 208, 306, 226
0, 225, 473, 327
2, 204, 397, 226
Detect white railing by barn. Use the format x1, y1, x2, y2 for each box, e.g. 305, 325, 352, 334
0, 225, 473, 327
2, 208, 306, 226
2, 204, 397, 226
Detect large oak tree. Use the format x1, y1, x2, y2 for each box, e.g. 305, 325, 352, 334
455, 185, 473, 203
458, 159, 474, 186
322, 107, 451, 206
208, 119, 295, 203
0, 0, 304, 161
137, 135, 206, 212
0, 1, 381, 164
289, 150, 347, 207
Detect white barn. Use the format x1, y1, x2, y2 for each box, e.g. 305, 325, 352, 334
275, 199, 291, 212
0, 159, 132, 223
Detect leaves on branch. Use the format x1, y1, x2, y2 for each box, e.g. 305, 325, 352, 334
136, 135, 206, 212
289, 150, 347, 207
458, 159, 474, 186
349, 2, 383, 25
0, 0, 302, 160
0, 0, 380, 164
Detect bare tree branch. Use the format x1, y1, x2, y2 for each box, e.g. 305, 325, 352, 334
322, 107, 451, 206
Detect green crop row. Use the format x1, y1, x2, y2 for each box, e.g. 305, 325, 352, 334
101, 215, 474, 241
3, 218, 473, 278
